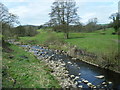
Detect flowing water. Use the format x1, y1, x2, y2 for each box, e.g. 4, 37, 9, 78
21, 45, 120, 89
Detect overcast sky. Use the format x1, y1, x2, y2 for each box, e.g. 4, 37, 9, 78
1, 0, 119, 25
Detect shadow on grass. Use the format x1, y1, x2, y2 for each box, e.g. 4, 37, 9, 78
68, 36, 85, 39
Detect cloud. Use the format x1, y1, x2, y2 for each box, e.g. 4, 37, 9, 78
1, 0, 28, 2
77, 1, 118, 24
8, 1, 52, 25
1, 0, 119, 25
76, 0, 119, 2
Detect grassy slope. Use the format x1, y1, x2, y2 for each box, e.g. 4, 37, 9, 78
2, 44, 60, 88
20, 28, 118, 56
66, 28, 118, 55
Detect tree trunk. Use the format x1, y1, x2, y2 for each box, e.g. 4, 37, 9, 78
65, 32, 69, 39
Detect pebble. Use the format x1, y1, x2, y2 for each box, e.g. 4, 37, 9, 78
108, 81, 112, 84
78, 81, 82, 83
78, 85, 83, 88
102, 82, 106, 85
68, 61, 72, 64
78, 73, 81, 76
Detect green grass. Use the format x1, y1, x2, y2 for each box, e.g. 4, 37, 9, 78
2, 44, 60, 88
66, 29, 118, 55
20, 28, 118, 55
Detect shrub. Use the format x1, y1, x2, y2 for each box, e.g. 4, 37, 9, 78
44, 33, 65, 46
100, 32, 106, 35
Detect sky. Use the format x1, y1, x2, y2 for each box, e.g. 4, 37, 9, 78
1, 0, 119, 26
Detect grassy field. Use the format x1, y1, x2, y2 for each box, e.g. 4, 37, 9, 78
20, 28, 118, 56
66, 28, 118, 55
2, 43, 60, 88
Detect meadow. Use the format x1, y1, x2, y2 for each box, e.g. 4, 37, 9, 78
19, 28, 120, 72
20, 28, 118, 56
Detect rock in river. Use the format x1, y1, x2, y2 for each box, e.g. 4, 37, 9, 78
95, 75, 104, 79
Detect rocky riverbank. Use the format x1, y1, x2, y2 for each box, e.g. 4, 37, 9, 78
23, 45, 77, 88
6, 40, 120, 88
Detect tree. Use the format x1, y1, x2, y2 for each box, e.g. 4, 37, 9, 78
49, 0, 79, 39
0, 3, 19, 39
109, 13, 120, 33
85, 18, 98, 32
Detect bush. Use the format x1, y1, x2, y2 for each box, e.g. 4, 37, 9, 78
44, 33, 65, 45
112, 32, 116, 35
100, 32, 106, 35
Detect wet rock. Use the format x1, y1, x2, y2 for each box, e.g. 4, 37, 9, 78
78, 73, 81, 76
74, 76, 79, 80
75, 81, 78, 85
68, 61, 72, 64
72, 58, 77, 60
87, 82, 92, 87
95, 75, 104, 79
102, 82, 106, 85
78, 80, 82, 83
108, 81, 112, 84
70, 75, 75, 78
83, 80, 89, 84
93, 86, 97, 88
78, 85, 83, 88
104, 85, 107, 87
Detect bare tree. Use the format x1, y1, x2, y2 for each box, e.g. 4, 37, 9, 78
85, 18, 98, 32
49, 0, 79, 39
0, 3, 19, 39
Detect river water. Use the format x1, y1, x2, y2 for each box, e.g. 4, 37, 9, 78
20, 45, 120, 89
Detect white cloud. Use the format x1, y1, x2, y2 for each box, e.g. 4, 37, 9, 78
1, 0, 119, 25
1, 0, 28, 2
77, 1, 118, 24
76, 0, 119, 2
80, 13, 96, 23
9, 1, 52, 25
2, 0, 119, 2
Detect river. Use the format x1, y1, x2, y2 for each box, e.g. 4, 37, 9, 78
20, 45, 120, 89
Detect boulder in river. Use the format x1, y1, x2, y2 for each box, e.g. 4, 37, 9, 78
102, 82, 106, 85
87, 82, 92, 87
68, 61, 72, 64
108, 81, 112, 84
95, 75, 104, 79
83, 80, 89, 83
74, 76, 79, 80
70, 75, 75, 78
78, 85, 83, 88
78, 73, 81, 76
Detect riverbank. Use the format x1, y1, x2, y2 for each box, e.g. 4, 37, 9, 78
2, 43, 60, 88
5, 41, 120, 89
18, 28, 120, 73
